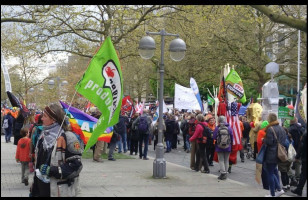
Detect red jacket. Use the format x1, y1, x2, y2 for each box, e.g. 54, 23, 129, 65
189, 122, 208, 143
15, 137, 31, 162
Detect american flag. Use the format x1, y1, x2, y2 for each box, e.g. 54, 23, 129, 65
225, 101, 242, 147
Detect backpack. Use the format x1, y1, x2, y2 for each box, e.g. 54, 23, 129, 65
180, 120, 188, 133
2, 119, 8, 129
217, 125, 231, 149
197, 123, 212, 144
138, 116, 149, 134
32, 126, 43, 147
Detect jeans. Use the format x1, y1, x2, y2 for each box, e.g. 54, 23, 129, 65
264, 163, 282, 196
117, 132, 127, 153
139, 133, 149, 158
108, 141, 117, 159
166, 140, 172, 152
5, 129, 12, 142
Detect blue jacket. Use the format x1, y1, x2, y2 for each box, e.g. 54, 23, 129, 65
213, 122, 233, 152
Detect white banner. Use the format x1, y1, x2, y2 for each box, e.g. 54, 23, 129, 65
174, 83, 201, 110
1, 53, 12, 92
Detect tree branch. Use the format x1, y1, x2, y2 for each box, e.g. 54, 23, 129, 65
250, 5, 307, 32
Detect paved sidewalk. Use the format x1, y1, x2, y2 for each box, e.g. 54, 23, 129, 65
1, 135, 292, 197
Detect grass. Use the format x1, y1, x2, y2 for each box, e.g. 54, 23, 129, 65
82, 149, 134, 159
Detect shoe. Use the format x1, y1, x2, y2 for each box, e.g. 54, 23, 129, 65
143, 157, 149, 160
228, 167, 231, 173
24, 179, 28, 186
282, 186, 288, 190
209, 163, 214, 166
165, 151, 170, 153
139, 156, 142, 159
221, 173, 227, 180
218, 173, 226, 180
241, 159, 244, 163
274, 189, 284, 197
290, 179, 298, 186
287, 185, 290, 190
291, 189, 302, 196
186, 150, 190, 153
93, 158, 104, 162
108, 158, 116, 161
265, 194, 274, 197
118, 151, 122, 153
201, 169, 210, 173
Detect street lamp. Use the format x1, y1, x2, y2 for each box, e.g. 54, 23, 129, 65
48, 77, 68, 101
139, 29, 186, 178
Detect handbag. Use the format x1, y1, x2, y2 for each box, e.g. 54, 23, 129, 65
29, 162, 34, 173
287, 143, 296, 162
271, 127, 288, 162
256, 144, 266, 164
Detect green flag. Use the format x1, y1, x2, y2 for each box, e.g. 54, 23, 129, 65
75, 36, 123, 151
207, 94, 214, 105
225, 69, 246, 103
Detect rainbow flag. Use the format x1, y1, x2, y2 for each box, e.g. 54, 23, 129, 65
59, 101, 113, 144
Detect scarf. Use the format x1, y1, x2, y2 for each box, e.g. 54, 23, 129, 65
264, 120, 279, 132
42, 123, 64, 151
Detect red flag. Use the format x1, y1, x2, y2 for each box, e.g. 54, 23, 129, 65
121, 96, 134, 117
218, 76, 226, 102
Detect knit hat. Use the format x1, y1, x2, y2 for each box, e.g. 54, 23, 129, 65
261, 120, 269, 129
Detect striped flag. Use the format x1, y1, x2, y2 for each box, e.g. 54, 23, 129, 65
226, 101, 242, 150
60, 101, 113, 144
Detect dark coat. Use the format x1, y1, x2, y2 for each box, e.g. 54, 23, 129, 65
263, 121, 287, 164
13, 114, 24, 145
295, 131, 307, 162
164, 119, 178, 141
4, 113, 14, 133
288, 123, 303, 152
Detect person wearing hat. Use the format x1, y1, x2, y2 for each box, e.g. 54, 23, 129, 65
30, 103, 83, 197
256, 120, 269, 152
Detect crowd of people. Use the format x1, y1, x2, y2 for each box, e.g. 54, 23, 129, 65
1, 103, 307, 197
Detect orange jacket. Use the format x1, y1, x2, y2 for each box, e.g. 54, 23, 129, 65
257, 128, 266, 152
239, 121, 244, 138
15, 137, 31, 162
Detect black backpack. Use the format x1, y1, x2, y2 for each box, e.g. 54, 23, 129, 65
197, 123, 212, 144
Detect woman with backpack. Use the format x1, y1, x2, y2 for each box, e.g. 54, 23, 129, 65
213, 116, 233, 180
30, 103, 83, 197
189, 114, 210, 173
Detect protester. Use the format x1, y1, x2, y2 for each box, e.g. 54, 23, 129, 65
213, 116, 233, 180
189, 114, 210, 173
3, 111, 14, 143
132, 110, 152, 160
278, 127, 292, 191
109, 121, 121, 161
128, 113, 139, 155
256, 120, 269, 152
164, 113, 175, 153
291, 130, 307, 197
152, 117, 166, 151
206, 117, 216, 166
288, 117, 303, 185
30, 103, 83, 197
180, 113, 189, 152
171, 114, 180, 150
250, 117, 262, 160
241, 115, 251, 156
116, 114, 129, 153
263, 113, 286, 197
29, 114, 43, 167
13, 110, 25, 145
188, 114, 199, 170
15, 127, 31, 186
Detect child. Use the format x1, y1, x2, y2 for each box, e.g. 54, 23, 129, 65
15, 127, 31, 186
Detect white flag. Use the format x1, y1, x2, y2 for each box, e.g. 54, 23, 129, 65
174, 83, 201, 110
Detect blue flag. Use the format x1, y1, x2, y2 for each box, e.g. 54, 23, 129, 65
190, 77, 203, 112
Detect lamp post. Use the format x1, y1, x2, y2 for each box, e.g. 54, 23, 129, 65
48, 77, 68, 101
139, 29, 186, 178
